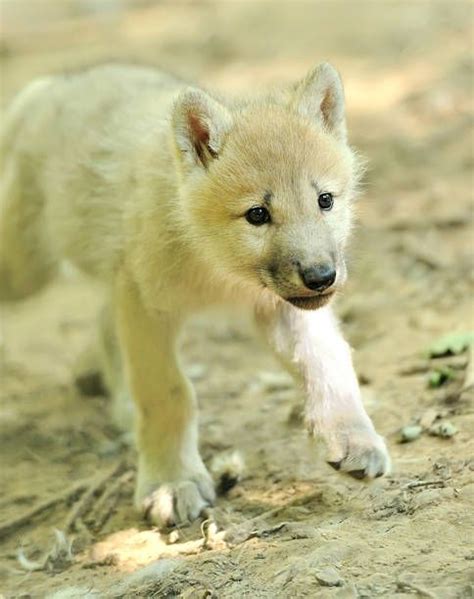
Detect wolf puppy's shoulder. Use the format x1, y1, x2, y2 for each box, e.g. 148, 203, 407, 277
0, 62, 389, 528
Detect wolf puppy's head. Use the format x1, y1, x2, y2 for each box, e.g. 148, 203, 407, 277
172, 63, 361, 309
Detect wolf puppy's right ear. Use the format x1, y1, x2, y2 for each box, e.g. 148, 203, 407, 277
292, 62, 347, 141
172, 89, 233, 170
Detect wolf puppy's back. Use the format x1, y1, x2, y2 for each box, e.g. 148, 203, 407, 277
0, 65, 186, 298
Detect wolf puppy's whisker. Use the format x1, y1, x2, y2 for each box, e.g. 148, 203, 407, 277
0, 62, 390, 527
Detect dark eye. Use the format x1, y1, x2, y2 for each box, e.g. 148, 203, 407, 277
245, 206, 271, 226
318, 192, 334, 211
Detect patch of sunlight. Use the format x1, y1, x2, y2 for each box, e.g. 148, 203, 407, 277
83, 527, 207, 572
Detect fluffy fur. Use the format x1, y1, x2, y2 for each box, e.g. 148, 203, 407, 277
0, 63, 390, 526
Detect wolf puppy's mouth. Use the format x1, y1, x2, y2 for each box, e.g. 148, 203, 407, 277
286, 292, 335, 310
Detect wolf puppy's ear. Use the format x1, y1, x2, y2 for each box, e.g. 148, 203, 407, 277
172, 89, 233, 170
292, 62, 347, 141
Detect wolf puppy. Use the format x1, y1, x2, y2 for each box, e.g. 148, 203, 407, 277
0, 63, 390, 526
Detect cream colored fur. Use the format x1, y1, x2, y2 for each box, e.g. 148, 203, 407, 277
0, 63, 390, 526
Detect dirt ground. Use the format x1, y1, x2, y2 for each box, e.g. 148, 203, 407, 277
0, 2, 473, 597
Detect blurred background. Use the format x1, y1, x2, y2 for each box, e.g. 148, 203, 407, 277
0, 1, 473, 597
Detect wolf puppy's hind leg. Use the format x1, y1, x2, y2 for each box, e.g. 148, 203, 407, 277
115, 273, 215, 527
74, 302, 132, 429
96, 302, 134, 431
0, 162, 57, 301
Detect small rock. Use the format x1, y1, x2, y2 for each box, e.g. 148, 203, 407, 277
399, 424, 423, 443
429, 421, 458, 438
315, 566, 344, 587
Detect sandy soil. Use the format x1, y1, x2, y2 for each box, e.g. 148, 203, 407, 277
0, 2, 473, 597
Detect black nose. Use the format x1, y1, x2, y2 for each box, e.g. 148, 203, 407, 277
300, 264, 336, 292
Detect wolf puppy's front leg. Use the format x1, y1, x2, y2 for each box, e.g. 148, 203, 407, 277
116, 273, 215, 526
257, 302, 390, 479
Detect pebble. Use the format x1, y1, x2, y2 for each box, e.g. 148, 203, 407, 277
429, 421, 458, 438
399, 424, 423, 443
315, 566, 344, 587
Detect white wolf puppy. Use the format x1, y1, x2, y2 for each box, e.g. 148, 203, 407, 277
0, 62, 390, 526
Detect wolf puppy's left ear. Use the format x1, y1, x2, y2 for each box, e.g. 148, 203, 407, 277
292, 62, 347, 141
172, 89, 233, 170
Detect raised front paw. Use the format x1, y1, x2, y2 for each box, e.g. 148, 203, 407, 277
324, 426, 391, 480
137, 473, 216, 528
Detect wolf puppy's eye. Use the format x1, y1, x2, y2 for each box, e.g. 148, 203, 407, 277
318, 193, 334, 211
245, 206, 271, 226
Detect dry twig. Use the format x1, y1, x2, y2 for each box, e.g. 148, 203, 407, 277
402, 480, 446, 490
63, 461, 127, 533
0, 481, 88, 540
88, 470, 134, 533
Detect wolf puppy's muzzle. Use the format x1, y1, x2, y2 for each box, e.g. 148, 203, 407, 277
286, 294, 334, 310
285, 261, 337, 310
